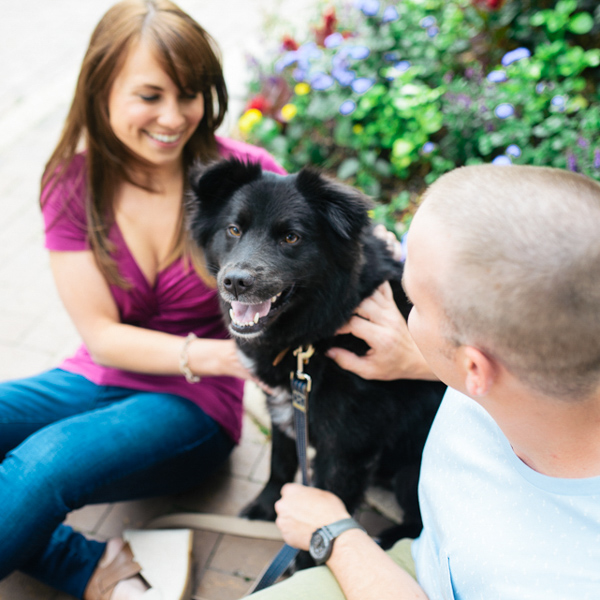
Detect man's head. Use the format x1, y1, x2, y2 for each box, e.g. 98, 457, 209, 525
404, 164, 600, 401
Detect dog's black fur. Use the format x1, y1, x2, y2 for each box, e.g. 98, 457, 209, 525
188, 159, 445, 552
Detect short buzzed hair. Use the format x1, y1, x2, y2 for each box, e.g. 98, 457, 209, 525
421, 164, 600, 400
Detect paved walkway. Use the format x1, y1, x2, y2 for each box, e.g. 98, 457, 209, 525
0, 2, 397, 598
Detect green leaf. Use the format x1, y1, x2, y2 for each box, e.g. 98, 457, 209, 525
556, 0, 577, 15
568, 12, 594, 34
337, 158, 360, 180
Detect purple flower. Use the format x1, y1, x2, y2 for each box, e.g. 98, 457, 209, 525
420, 16, 436, 28
351, 77, 375, 94
536, 82, 546, 94
492, 155, 512, 166
357, 0, 380, 16
310, 72, 334, 90
594, 150, 600, 169
487, 70, 508, 83
292, 68, 307, 82
324, 33, 344, 48
427, 26, 440, 37
332, 49, 350, 69
501, 47, 531, 67
339, 100, 357, 115
332, 67, 356, 86
494, 103, 515, 119
505, 144, 521, 157
551, 95, 566, 111
384, 51, 401, 62
457, 94, 472, 108
382, 6, 399, 23
421, 142, 436, 154
567, 153, 577, 172
275, 51, 299, 73
577, 137, 589, 149
349, 45, 370, 60
297, 42, 322, 63
395, 60, 411, 72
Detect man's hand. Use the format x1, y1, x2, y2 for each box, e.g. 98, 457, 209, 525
326, 281, 436, 381
274, 484, 351, 550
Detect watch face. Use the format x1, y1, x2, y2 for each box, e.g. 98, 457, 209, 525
309, 531, 330, 563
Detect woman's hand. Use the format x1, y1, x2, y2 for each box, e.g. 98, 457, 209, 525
326, 281, 436, 381
274, 484, 351, 551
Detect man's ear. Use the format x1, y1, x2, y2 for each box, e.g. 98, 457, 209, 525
461, 346, 497, 397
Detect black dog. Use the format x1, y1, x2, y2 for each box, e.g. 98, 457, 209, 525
188, 158, 445, 549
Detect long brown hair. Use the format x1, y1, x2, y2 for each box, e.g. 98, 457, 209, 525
42, 0, 227, 286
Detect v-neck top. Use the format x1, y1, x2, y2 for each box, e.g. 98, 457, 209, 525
41, 137, 285, 442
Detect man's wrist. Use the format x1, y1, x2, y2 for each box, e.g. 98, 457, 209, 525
309, 517, 366, 565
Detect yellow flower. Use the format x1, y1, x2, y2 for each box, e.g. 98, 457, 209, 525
238, 109, 263, 134
352, 124, 364, 134
295, 82, 311, 96
281, 104, 298, 122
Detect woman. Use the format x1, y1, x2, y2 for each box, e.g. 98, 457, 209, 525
0, 1, 284, 599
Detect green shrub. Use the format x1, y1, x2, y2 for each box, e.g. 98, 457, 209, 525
240, 0, 600, 232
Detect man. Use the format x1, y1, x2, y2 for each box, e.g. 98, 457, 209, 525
250, 165, 600, 599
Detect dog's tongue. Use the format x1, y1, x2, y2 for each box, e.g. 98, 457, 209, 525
231, 299, 272, 323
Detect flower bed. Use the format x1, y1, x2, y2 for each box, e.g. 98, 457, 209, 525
239, 0, 600, 231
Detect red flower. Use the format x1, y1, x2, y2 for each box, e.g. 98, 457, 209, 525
282, 35, 298, 51
473, 0, 505, 9
314, 6, 337, 47
246, 95, 270, 113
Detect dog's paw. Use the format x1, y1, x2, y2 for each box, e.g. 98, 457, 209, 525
239, 499, 277, 521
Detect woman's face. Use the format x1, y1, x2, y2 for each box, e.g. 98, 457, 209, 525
108, 39, 205, 171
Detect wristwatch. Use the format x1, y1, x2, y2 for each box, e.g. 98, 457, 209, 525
309, 517, 366, 565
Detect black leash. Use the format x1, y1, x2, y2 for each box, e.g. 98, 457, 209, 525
248, 345, 314, 594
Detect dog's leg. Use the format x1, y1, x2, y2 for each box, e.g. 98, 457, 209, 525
239, 426, 298, 520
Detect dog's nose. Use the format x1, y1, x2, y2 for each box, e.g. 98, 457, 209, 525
223, 270, 255, 297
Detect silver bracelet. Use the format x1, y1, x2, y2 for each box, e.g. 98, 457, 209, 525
179, 333, 201, 383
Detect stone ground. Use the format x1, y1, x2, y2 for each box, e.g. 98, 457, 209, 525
0, 1, 398, 598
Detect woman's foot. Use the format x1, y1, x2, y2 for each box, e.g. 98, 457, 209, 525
102, 539, 150, 599
84, 529, 193, 600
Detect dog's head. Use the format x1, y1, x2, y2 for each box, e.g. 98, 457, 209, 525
187, 158, 373, 340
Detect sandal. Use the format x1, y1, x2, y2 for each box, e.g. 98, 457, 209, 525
84, 529, 193, 600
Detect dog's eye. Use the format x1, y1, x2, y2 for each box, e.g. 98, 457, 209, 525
227, 225, 242, 238
284, 232, 300, 245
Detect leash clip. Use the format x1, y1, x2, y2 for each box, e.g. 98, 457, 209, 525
291, 345, 314, 410
293, 344, 315, 378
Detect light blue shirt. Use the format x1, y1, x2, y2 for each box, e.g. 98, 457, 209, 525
412, 388, 600, 599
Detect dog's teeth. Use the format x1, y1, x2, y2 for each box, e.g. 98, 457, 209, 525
271, 296, 277, 303
229, 308, 234, 320
254, 312, 260, 324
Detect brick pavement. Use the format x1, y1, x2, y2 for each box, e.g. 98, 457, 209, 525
0, 1, 398, 598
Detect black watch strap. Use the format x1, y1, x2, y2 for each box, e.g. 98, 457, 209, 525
324, 517, 365, 539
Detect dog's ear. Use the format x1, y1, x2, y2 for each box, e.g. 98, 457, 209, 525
187, 158, 263, 246
188, 158, 263, 208
295, 168, 372, 240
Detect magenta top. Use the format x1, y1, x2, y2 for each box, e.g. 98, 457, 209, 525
41, 137, 285, 443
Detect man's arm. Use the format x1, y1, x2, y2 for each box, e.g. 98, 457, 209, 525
275, 484, 429, 600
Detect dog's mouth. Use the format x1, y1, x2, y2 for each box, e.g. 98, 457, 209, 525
227, 286, 294, 336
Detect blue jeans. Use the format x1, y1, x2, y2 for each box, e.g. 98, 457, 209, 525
0, 369, 234, 599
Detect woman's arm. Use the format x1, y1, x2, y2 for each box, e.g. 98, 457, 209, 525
49, 250, 250, 379
274, 484, 429, 600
